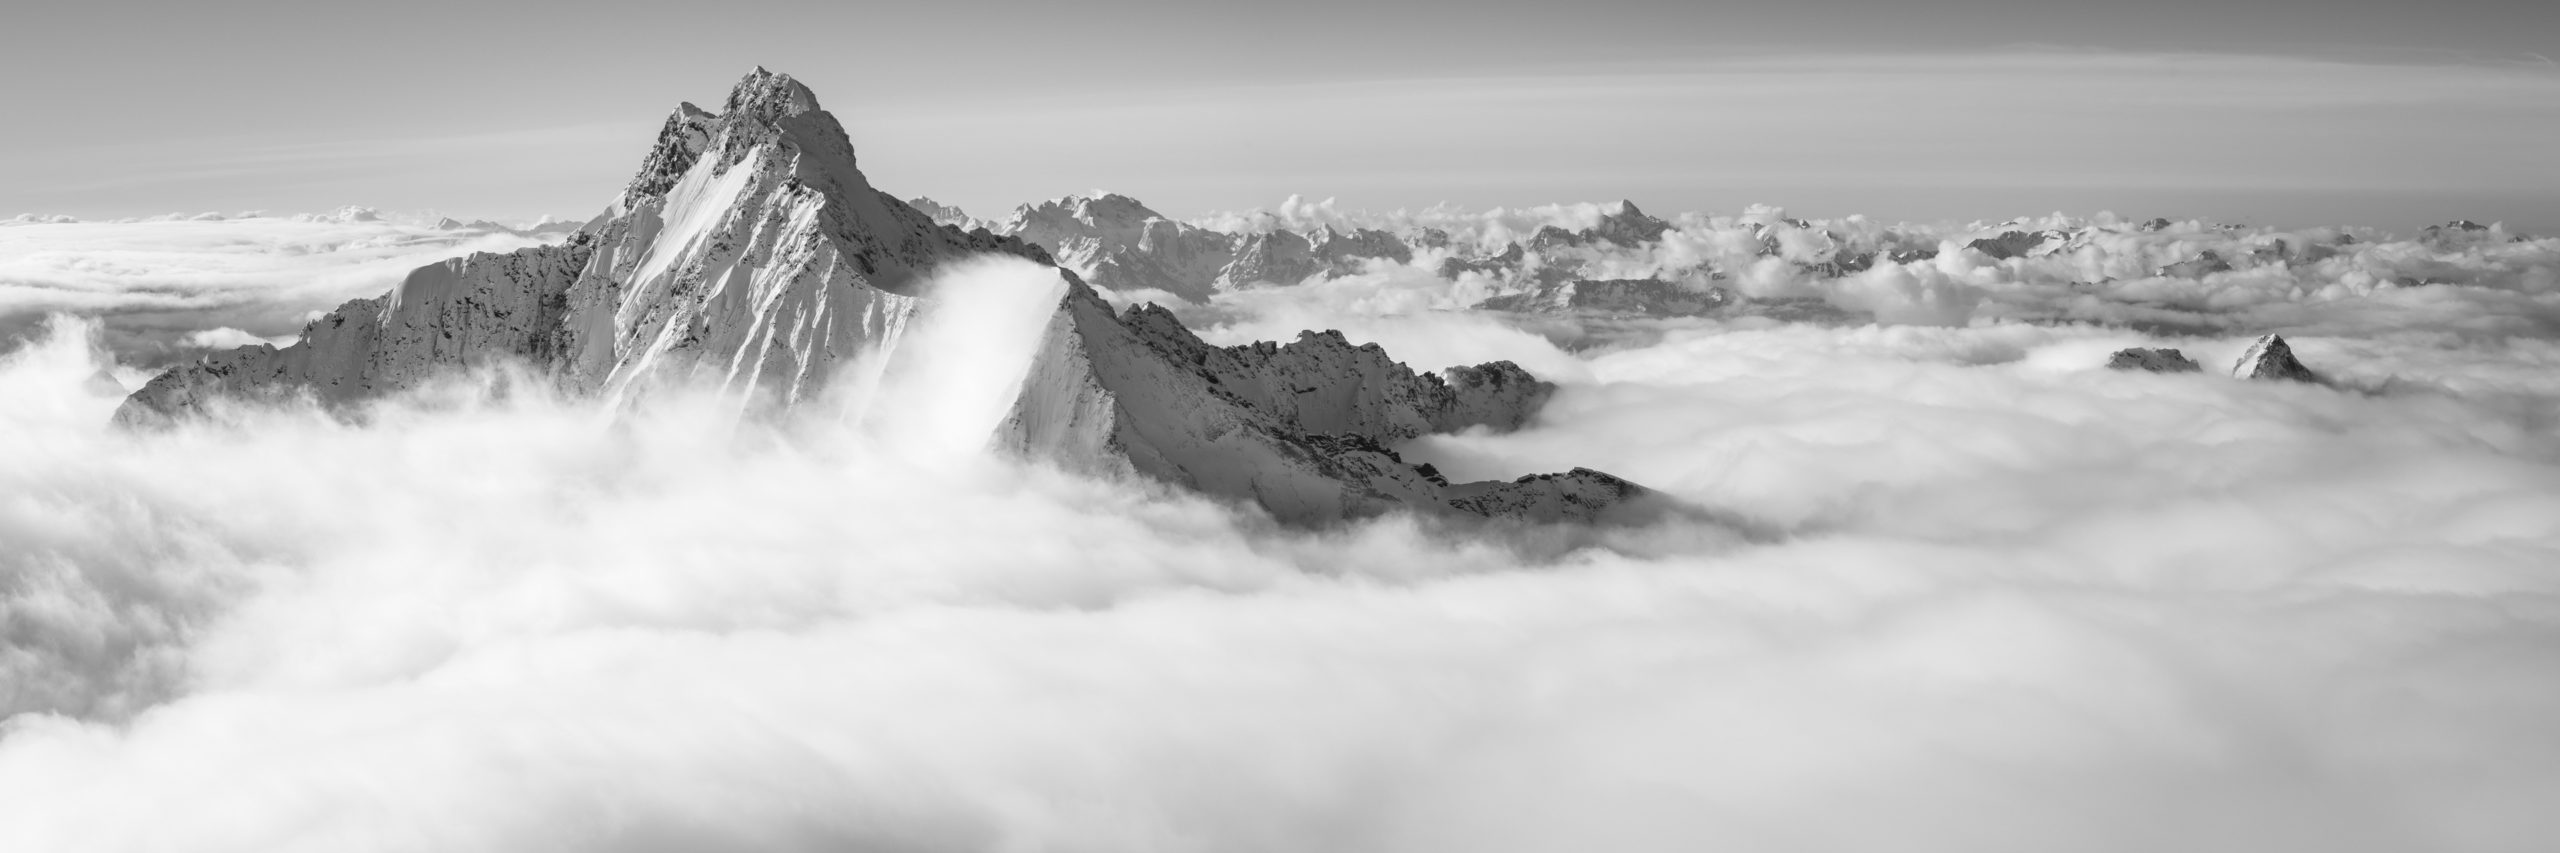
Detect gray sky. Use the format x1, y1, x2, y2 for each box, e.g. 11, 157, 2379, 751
5, 0, 2558, 230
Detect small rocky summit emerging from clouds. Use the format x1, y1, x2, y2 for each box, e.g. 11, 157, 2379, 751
2230, 334, 2319, 383
115, 68, 1648, 527
2105, 348, 2202, 374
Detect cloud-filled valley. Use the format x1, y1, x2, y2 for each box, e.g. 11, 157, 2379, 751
6, 68, 2560, 853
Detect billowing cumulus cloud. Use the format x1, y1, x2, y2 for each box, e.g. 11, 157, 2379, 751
3, 220, 2560, 852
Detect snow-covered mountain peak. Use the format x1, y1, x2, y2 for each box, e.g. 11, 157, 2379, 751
119, 68, 1647, 526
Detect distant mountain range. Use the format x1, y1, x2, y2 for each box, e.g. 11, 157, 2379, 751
914, 191, 2545, 323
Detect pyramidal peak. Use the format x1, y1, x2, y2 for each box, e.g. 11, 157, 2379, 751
2231, 333, 2320, 383
115, 68, 1654, 528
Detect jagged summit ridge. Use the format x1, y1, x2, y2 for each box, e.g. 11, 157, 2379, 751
115, 68, 1650, 527
723, 66, 821, 121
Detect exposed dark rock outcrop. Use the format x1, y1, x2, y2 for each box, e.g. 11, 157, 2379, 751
2106, 348, 2202, 373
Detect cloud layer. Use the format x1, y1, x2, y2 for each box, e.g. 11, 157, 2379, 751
4, 234, 2559, 852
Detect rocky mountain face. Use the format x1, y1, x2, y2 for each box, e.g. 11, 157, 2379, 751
2106, 348, 2203, 373
124, 68, 1040, 419
114, 244, 597, 416
116, 68, 1649, 527
991, 194, 1415, 302
2231, 334, 2320, 382
1000, 292, 1653, 525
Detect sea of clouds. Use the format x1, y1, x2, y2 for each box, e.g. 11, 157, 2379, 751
2, 213, 2558, 852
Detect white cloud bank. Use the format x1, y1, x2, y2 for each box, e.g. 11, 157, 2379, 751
3, 246, 2558, 851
